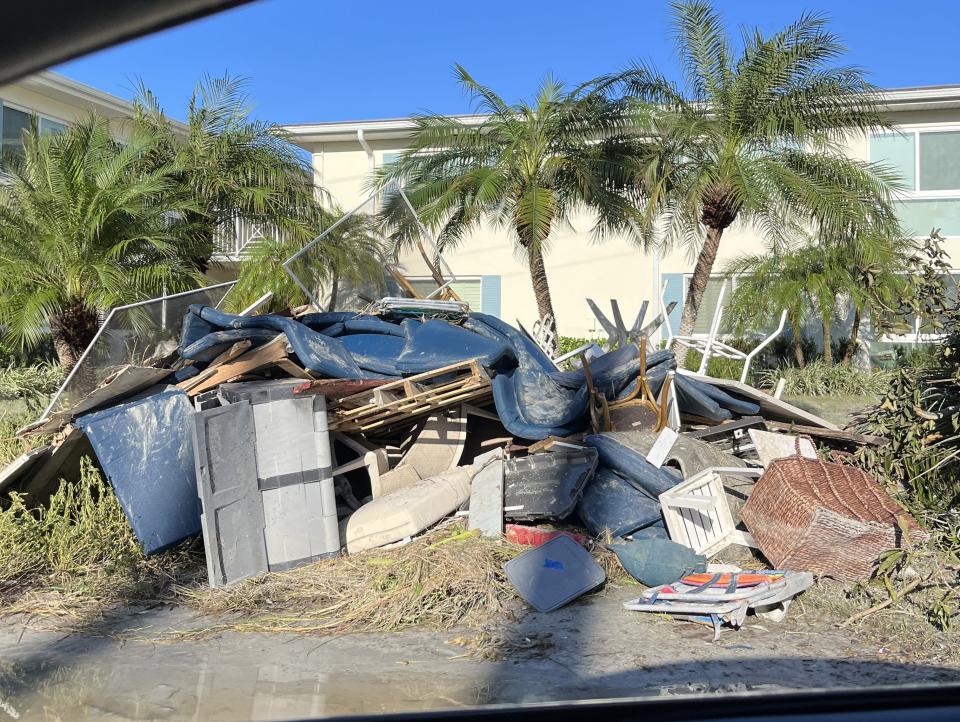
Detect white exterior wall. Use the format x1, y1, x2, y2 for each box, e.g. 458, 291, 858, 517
0, 74, 146, 142
291, 99, 960, 338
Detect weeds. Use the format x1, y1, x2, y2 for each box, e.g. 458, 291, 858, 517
0, 408, 38, 468
0, 459, 203, 619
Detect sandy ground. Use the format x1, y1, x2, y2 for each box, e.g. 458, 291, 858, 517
2, 584, 959, 721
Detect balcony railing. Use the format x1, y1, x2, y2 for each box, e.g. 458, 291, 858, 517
212, 216, 276, 260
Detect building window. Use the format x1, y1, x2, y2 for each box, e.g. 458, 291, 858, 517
684, 275, 735, 335
1, 104, 30, 166
0, 101, 68, 169
871, 128, 960, 236
406, 276, 484, 311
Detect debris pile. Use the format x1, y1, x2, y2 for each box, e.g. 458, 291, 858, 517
1, 293, 925, 636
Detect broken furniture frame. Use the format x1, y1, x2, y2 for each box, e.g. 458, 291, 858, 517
586, 297, 678, 351
329, 359, 492, 433
659, 278, 788, 383
36, 281, 237, 427
581, 339, 672, 434
659, 466, 761, 557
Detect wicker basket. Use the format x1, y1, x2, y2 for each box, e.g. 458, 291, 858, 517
741, 451, 926, 580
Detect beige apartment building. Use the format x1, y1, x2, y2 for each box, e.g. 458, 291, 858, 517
284, 86, 960, 347
4, 72, 960, 348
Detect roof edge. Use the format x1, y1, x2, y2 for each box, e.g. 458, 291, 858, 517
281, 85, 960, 148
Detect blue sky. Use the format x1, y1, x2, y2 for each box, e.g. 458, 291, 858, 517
56, 0, 960, 125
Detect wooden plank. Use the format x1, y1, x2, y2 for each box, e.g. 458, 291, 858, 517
335, 359, 485, 408
291, 379, 387, 399
177, 339, 257, 392
763, 420, 885, 447
337, 381, 490, 426
389, 269, 425, 299
685, 416, 765, 439
330, 359, 493, 432
274, 358, 315, 380
184, 335, 289, 396
527, 436, 585, 454
334, 389, 493, 432
208, 339, 253, 368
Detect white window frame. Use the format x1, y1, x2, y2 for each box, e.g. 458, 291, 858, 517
0, 98, 70, 137
870, 125, 960, 239
405, 275, 483, 309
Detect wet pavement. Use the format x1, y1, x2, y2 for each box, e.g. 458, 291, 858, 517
2, 587, 960, 720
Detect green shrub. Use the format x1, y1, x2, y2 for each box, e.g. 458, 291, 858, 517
0, 458, 142, 586
0, 363, 65, 412
756, 360, 893, 397
682, 349, 746, 382
557, 336, 604, 356
0, 409, 40, 468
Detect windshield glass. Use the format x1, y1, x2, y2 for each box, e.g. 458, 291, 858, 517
2, 2, 960, 720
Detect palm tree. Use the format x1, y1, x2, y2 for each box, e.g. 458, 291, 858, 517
725, 232, 914, 366
373, 65, 644, 354
726, 243, 851, 366
0, 117, 203, 369
229, 208, 390, 313
134, 74, 325, 270
614, 1, 904, 364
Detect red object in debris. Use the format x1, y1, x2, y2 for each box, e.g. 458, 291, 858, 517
505, 524, 589, 547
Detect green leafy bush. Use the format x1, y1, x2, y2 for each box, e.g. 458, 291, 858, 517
557, 336, 604, 357
682, 349, 746, 381
757, 360, 893, 397
0, 363, 65, 412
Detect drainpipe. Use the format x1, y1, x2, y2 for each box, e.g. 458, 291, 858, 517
357, 128, 375, 212
652, 246, 661, 346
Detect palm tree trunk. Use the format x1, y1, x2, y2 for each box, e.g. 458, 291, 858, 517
674, 226, 724, 367
822, 313, 833, 365
48, 302, 100, 372
790, 318, 806, 368
327, 270, 339, 312
528, 247, 559, 355
842, 307, 862, 365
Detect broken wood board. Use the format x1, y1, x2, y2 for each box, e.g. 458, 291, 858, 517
291, 378, 389, 399
330, 359, 492, 433
274, 358, 315, 380
763, 420, 885, 447
16, 426, 93, 503
527, 436, 586, 454
180, 335, 289, 396
677, 370, 839, 430
749, 429, 817, 467
26, 365, 174, 435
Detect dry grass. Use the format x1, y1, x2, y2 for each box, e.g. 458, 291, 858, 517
175, 522, 626, 639
796, 576, 960, 666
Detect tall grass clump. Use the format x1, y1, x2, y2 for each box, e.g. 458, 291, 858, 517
0, 458, 141, 588
757, 360, 893, 397
0, 362, 65, 412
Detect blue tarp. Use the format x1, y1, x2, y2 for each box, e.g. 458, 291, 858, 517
77, 390, 200, 555
178, 305, 765, 439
